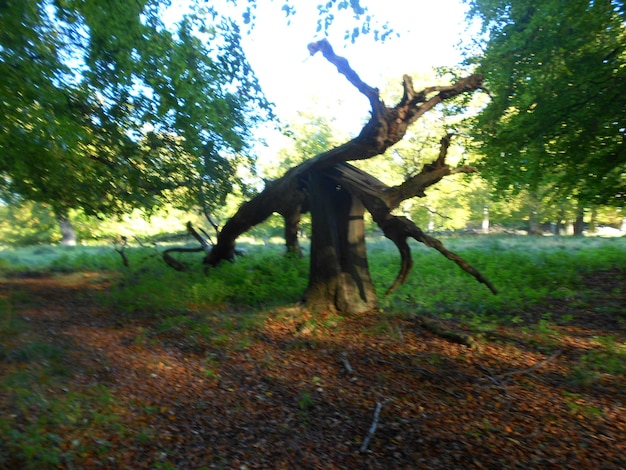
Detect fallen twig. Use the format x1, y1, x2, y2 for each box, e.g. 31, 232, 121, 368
360, 402, 382, 453
495, 350, 562, 380
340, 352, 354, 374
434, 385, 463, 399
415, 316, 481, 350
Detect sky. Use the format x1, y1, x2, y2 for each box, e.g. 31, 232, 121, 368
240, 0, 473, 123
165, 0, 476, 163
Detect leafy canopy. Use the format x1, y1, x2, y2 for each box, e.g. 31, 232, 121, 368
465, 0, 626, 206
231, 0, 394, 42
0, 0, 270, 217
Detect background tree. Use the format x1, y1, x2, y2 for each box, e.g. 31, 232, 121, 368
464, 0, 626, 212
0, 0, 270, 239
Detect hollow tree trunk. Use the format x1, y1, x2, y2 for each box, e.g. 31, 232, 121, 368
302, 172, 377, 314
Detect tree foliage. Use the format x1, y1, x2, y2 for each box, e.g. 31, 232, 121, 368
465, 0, 626, 206
232, 0, 394, 42
0, 0, 270, 218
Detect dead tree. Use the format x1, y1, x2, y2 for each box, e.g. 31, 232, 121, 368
201, 39, 495, 314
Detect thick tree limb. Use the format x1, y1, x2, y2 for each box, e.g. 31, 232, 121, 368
308, 39, 381, 112
325, 153, 497, 295
163, 248, 204, 271
163, 222, 211, 271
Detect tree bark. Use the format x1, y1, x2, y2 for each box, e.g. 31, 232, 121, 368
283, 207, 304, 257
302, 172, 377, 314
573, 206, 585, 236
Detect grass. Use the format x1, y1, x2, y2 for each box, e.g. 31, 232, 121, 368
374, 235, 626, 321
1, 234, 625, 328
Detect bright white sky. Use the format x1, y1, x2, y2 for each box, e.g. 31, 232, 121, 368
165, 0, 476, 163
240, 0, 472, 122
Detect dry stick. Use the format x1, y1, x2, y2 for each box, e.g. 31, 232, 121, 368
360, 402, 382, 453
415, 316, 480, 350
495, 350, 563, 381
340, 352, 354, 374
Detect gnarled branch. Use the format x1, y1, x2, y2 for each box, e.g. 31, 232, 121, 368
325, 161, 498, 296
308, 39, 380, 111
206, 47, 483, 267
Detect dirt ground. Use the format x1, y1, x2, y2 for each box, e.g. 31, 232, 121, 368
1, 269, 625, 469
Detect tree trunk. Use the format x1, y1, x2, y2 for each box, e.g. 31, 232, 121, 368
557, 205, 567, 235
58, 213, 77, 246
482, 206, 490, 234
283, 207, 304, 257
588, 207, 597, 234
302, 172, 377, 314
573, 206, 585, 236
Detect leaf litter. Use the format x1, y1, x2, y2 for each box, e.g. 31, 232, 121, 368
0, 269, 624, 469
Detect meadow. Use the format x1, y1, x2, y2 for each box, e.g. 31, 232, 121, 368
0, 234, 624, 468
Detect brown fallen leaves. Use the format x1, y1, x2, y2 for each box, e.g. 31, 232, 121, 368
0, 271, 624, 469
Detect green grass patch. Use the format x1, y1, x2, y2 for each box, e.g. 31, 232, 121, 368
108, 244, 309, 315
2, 235, 625, 341
570, 336, 626, 385
374, 235, 626, 321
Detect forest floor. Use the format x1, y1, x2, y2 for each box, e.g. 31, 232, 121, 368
1, 268, 625, 469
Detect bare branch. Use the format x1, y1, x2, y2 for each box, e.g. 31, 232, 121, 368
186, 221, 212, 253
308, 39, 380, 110
400, 219, 498, 294
387, 134, 455, 205
162, 248, 197, 271
325, 163, 497, 295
